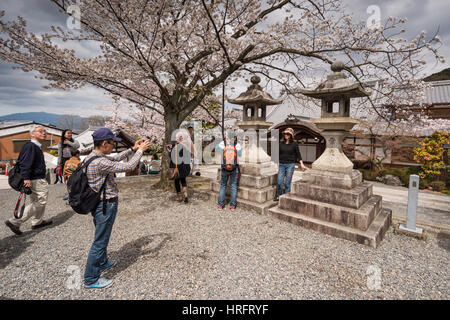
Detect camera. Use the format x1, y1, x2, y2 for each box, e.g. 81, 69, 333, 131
22, 186, 32, 195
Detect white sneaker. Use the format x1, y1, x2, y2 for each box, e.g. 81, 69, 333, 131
84, 277, 114, 289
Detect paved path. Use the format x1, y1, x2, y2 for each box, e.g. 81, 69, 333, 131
0, 176, 8, 190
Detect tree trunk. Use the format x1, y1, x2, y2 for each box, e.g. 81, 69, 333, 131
153, 110, 182, 190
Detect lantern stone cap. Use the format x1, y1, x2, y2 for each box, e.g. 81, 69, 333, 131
228, 76, 283, 106
298, 61, 371, 99
236, 120, 273, 131
310, 117, 360, 131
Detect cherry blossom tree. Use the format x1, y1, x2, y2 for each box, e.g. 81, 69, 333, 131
0, 0, 444, 183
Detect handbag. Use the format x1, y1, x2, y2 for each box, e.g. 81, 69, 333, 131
166, 145, 180, 180
8, 161, 24, 192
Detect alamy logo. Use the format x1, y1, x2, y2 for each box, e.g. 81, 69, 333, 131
66, 265, 81, 290
66, 2, 81, 30
366, 265, 382, 290
366, 5, 381, 31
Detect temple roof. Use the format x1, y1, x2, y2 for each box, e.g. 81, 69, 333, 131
298, 61, 371, 99
228, 76, 283, 106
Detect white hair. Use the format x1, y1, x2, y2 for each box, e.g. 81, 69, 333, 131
29, 125, 44, 136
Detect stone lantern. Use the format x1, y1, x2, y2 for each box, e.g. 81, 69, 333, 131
298, 60, 368, 175
229, 75, 283, 164
268, 62, 392, 248
210, 75, 282, 214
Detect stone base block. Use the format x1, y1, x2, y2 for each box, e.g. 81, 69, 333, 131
211, 181, 277, 204
215, 171, 277, 189
301, 169, 362, 189
268, 206, 392, 248
239, 162, 277, 176
278, 194, 382, 231
292, 181, 373, 209
208, 191, 277, 215
239, 173, 277, 188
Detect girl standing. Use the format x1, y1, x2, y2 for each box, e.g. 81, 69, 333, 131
275, 127, 308, 201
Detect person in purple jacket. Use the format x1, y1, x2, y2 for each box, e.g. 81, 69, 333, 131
5, 125, 53, 235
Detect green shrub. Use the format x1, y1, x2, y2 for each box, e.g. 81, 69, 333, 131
375, 168, 409, 186
359, 169, 378, 181
430, 181, 446, 192
377, 166, 429, 188
441, 190, 450, 195
48, 149, 58, 157
420, 179, 430, 189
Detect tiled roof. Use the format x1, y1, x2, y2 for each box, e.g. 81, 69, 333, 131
0, 120, 33, 128
425, 80, 450, 104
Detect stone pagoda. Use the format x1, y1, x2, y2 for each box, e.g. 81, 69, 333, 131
210, 76, 281, 214
268, 62, 392, 248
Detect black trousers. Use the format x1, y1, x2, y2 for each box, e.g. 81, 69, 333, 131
174, 177, 187, 193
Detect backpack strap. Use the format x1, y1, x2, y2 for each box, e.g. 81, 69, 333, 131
99, 174, 109, 215
83, 155, 109, 215
80, 155, 102, 170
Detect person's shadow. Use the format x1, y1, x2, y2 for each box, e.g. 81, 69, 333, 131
437, 232, 450, 253
0, 210, 74, 269
105, 233, 172, 278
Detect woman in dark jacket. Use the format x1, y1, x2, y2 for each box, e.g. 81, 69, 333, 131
275, 127, 308, 201
169, 130, 193, 203
57, 129, 80, 171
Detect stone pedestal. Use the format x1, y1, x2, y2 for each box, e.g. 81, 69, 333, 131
268, 169, 392, 248
311, 130, 354, 173
210, 161, 278, 214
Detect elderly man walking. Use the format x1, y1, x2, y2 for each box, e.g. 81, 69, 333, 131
83, 128, 150, 289
5, 125, 53, 235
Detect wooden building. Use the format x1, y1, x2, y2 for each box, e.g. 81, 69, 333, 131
0, 121, 65, 162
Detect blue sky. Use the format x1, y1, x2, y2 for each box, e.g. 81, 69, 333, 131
0, 0, 449, 117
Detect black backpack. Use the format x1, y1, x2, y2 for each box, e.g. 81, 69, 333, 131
8, 162, 24, 192
67, 156, 108, 215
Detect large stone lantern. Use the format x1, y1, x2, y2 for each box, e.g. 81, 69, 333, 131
210, 75, 281, 214
268, 62, 392, 248
298, 61, 369, 175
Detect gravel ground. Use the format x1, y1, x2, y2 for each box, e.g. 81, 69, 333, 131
0, 175, 448, 300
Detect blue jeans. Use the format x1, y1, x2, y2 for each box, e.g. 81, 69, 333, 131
84, 201, 118, 285
277, 163, 295, 196
218, 171, 238, 207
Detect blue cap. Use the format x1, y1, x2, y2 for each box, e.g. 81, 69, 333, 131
92, 128, 122, 142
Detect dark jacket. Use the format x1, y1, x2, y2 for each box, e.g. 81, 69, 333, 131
57, 139, 80, 165
279, 141, 302, 163
169, 143, 191, 178
18, 141, 46, 180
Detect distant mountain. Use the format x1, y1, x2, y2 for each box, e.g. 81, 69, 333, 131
0, 112, 86, 130
423, 68, 450, 82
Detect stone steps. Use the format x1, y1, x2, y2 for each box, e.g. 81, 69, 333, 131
278, 193, 382, 231
292, 181, 373, 209
268, 205, 392, 248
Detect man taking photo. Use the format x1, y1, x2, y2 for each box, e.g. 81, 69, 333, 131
83, 128, 150, 289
